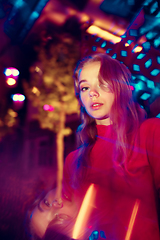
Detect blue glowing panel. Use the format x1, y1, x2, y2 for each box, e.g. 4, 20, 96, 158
145, 59, 152, 68
121, 50, 127, 57
106, 48, 112, 53
147, 80, 154, 89
139, 75, 147, 81
150, 69, 160, 76
127, 39, 133, 44
133, 64, 140, 71
101, 41, 107, 48
112, 53, 117, 59
92, 46, 97, 51
137, 53, 146, 59
95, 37, 101, 42
30, 11, 39, 19
134, 81, 145, 91
157, 56, 160, 64
154, 37, 160, 48
156, 113, 160, 118
146, 31, 157, 40
142, 42, 151, 51
150, 1, 158, 14
121, 33, 126, 38
129, 29, 137, 37
140, 93, 151, 100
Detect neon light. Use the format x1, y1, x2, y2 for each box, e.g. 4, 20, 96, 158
142, 42, 150, 51
127, 40, 133, 44
87, 25, 121, 44
150, 69, 160, 76
140, 93, 151, 100
95, 37, 101, 42
92, 46, 97, 51
121, 50, 127, 57
145, 59, 152, 68
137, 53, 146, 59
12, 94, 25, 102
129, 29, 137, 37
43, 104, 54, 111
133, 46, 142, 53
147, 80, 154, 89
4, 69, 12, 76
157, 56, 160, 64
4, 67, 19, 76
72, 184, 96, 239
106, 48, 112, 53
156, 113, 160, 118
101, 41, 107, 48
154, 37, 160, 48
112, 53, 117, 59
6, 78, 16, 86
125, 199, 140, 240
133, 64, 140, 71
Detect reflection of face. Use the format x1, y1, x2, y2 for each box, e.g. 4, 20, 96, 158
79, 61, 115, 126
30, 189, 78, 238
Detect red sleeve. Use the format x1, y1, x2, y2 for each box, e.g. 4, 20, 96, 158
142, 118, 160, 196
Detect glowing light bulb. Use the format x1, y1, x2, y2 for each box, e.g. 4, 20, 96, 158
12, 94, 25, 102
6, 78, 16, 86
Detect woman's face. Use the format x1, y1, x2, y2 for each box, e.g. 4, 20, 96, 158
30, 189, 78, 238
78, 61, 115, 125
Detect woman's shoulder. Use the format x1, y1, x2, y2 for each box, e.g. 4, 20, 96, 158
65, 149, 79, 164
139, 117, 160, 136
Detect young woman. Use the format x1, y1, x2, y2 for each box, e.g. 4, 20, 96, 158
63, 53, 160, 240
30, 53, 160, 240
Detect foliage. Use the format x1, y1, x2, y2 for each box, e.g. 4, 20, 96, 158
23, 33, 80, 133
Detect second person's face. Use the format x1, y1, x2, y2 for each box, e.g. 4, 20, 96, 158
78, 61, 115, 126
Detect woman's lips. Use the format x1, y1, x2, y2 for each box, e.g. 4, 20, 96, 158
91, 103, 103, 110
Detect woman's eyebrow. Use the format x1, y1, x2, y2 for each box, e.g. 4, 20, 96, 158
79, 80, 87, 85
37, 201, 44, 212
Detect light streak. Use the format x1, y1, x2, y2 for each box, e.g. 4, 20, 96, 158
72, 184, 96, 239
87, 25, 121, 44
125, 199, 140, 240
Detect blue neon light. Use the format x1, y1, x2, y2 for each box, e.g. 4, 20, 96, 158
145, 59, 152, 68
101, 41, 107, 48
133, 64, 140, 71
150, 69, 160, 76
137, 53, 146, 59
121, 50, 127, 57
140, 93, 151, 100
147, 80, 154, 89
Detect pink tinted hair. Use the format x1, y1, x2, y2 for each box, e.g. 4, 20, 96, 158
73, 53, 145, 184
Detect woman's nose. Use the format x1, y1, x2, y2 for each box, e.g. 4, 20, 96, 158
89, 88, 99, 98
52, 199, 63, 209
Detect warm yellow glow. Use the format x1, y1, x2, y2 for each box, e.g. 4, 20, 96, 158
87, 25, 121, 44
79, 13, 89, 23
6, 78, 16, 86
72, 184, 96, 239
8, 109, 18, 118
125, 199, 140, 240
32, 86, 40, 96
125, 43, 130, 47
94, 20, 126, 37
133, 46, 142, 53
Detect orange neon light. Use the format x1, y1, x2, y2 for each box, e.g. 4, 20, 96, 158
133, 46, 143, 53
72, 184, 96, 239
125, 199, 140, 240
87, 25, 121, 44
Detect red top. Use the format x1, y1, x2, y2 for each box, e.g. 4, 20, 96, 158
63, 118, 160, 239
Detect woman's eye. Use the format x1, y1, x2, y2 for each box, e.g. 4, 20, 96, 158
80, 86, 89, 92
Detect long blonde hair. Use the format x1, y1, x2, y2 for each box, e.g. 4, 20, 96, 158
73, 53, 145, 185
